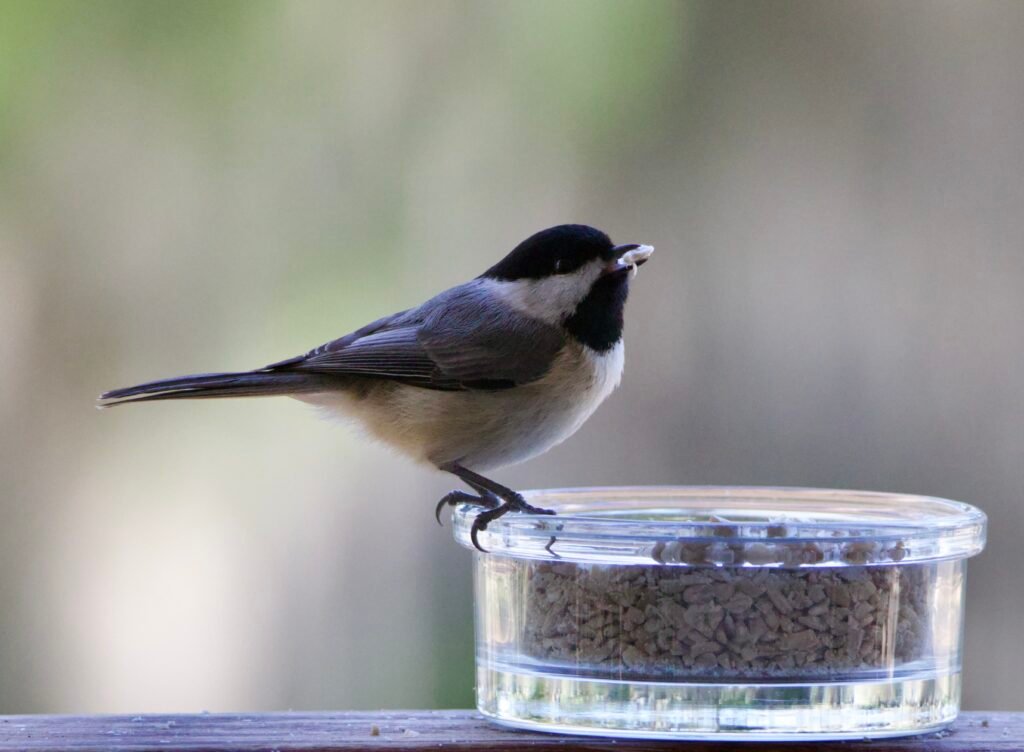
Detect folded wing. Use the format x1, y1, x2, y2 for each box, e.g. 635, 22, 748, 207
273, 285, 565, 391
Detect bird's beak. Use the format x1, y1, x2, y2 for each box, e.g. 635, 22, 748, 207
604, 243, 654, 277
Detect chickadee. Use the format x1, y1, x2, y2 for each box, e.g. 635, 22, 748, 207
100, 224, 653, 550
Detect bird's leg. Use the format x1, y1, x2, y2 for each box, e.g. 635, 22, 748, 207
440, 462, 555, 552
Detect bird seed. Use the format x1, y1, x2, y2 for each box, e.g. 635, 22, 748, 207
522, 544, 930, 679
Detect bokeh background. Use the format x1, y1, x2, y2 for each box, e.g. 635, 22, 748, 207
1, 0, 1022, 713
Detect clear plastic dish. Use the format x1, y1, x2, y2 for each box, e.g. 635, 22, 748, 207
452, 486, 986, 741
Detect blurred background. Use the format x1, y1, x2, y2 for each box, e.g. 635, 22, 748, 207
0, 0, 1021, 714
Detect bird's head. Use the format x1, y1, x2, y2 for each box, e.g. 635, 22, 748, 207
481, 224, 653, 352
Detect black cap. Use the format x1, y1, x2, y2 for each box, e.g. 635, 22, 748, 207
482, 224, 613, 281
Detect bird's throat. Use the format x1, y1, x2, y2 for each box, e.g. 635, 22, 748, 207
564, 273, 628, 353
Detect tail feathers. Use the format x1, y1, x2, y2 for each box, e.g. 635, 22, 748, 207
98, 370, 325, 407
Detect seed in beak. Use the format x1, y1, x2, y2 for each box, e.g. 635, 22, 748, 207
616, 244, 654, 277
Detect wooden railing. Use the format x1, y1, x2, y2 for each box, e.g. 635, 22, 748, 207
0, 710, 1015, 751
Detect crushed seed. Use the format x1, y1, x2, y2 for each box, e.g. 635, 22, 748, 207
522, 544, 930, 679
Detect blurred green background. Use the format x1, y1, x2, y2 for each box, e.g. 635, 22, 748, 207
1, 0, 1022, 713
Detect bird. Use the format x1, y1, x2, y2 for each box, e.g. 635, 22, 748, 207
99, 224, 653, 550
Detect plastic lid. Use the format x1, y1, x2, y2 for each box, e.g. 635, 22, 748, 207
452, 486, 987, 566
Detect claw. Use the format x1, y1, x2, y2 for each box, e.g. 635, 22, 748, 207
470, 518, 489, 552
434, 490, 477, 526
434, 490, 500, 526
544, 536, 559, 557
468, 497, 556, 553
469, 504, 510, 552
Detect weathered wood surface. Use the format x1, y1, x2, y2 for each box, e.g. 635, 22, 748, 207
0, 710, 1018, 751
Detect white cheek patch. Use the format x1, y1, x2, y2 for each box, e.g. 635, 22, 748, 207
482, 260, 603, 324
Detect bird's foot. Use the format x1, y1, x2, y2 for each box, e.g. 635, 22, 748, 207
435, 463, 556, 553
469, 492, 555, 553
435, 490, 499, 526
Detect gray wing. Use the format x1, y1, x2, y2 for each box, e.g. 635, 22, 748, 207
268, 283, 565, 391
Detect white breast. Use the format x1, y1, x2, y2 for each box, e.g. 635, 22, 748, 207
442, 339, 625, 470
559, 339, 625, 441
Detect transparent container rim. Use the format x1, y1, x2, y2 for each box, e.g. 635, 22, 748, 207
452, 485, 987, 566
